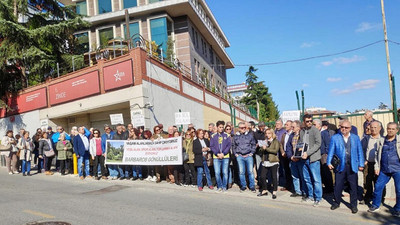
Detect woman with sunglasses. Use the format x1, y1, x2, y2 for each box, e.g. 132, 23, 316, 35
193, 129, 213, 191
183, 131, 197, 187
151, 126, 168, 183
90, 129, 107, 180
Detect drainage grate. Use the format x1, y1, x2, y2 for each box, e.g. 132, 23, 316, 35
26, 222, 71, 225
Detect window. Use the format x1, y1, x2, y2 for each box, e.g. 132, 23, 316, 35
149, 0, 163, 3
98, 27, 114, 47
150, 17, 172, 57
194, 31, 198, 49
209, 47, 214, 64
74, 32, 89, 54
123, 0, 137, 9
191, 27, 196, 47
76, 1, 87, 16
98, 0, 112, 14
123, 22, 139, 39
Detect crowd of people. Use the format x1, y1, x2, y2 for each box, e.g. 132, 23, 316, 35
0, 110, 399, 217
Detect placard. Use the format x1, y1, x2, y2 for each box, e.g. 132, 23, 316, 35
40, 119, 49, 127
49, 71, 100, 105
294, 142, 308, 158
110, 113, 124, 125
280, 110, 301, 124
131, 110, 145, 127
175, 112, 190, 125
105, 137, 183, 165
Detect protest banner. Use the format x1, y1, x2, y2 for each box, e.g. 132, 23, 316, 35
105, 137, 183, 165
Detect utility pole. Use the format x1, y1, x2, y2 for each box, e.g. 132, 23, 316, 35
381, 0, 393, 110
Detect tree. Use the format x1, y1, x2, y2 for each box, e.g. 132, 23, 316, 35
378, 102, 388, 110
241, 66, 279, 122
0, 0, 90, 103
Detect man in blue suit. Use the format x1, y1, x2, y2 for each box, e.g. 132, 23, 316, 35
73, 126, 91, 180
327, 120, 365, 214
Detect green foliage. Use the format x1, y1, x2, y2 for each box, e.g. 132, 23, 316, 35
165, 37, 175, 67
241, 66, 279, 122
106, 142, 124, 162
0, 0, 90, 97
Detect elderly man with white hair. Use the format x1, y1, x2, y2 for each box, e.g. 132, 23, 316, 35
363, 110, 384, 137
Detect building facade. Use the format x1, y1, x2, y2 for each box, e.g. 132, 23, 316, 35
59, 0, 233, 97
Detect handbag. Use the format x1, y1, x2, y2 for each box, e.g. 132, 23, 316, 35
331, 154, 341, 172
44, 149, 55, 158
0, 144, 12, 152
182, 151, 189, 162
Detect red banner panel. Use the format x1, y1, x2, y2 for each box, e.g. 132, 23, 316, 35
49, 71, 100, 105
103, 60, 134, 91
7, 88, 48, 115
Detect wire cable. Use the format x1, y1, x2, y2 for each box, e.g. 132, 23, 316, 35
234, 40, 385, 67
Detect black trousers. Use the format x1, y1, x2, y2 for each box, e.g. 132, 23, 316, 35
282, 156, 293, 191
260, 164, 278, 192
59, 160, 66, 174
184, 163, 197, 185
94, 155, 106, 177
66, 158, 73, 174
174, 165, 184, 184
334, 164, 358, 208
321, 160, 334, 193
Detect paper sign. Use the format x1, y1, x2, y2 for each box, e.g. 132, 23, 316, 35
280, 110, 301, 124
175, 112, 190, 125
131, 110, 145, 127
110, 113, 124, 125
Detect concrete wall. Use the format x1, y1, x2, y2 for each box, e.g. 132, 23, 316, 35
142, 80, 204, 129
0, 110, 41, 138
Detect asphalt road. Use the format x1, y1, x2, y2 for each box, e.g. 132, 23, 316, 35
0, 170, 398, 225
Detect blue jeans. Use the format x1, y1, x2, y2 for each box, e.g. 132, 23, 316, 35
132, 166, 142, 178
303, 160, 323, 201
372, 171, 400, 212
108, 165, 119, 178
77, 151, 90, 177
236, 155, 255, 190
213, 158, 229, 190
118, 165, 130, 178
290, 160, 306, 195
22, 160, 31, 173
197, 158, 212, 188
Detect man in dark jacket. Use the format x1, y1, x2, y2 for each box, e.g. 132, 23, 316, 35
233, 122, 256, 192
318, 120, 334, 194
254, 122, 266, 186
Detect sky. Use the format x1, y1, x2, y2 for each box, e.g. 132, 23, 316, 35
207, 0, 400, 113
